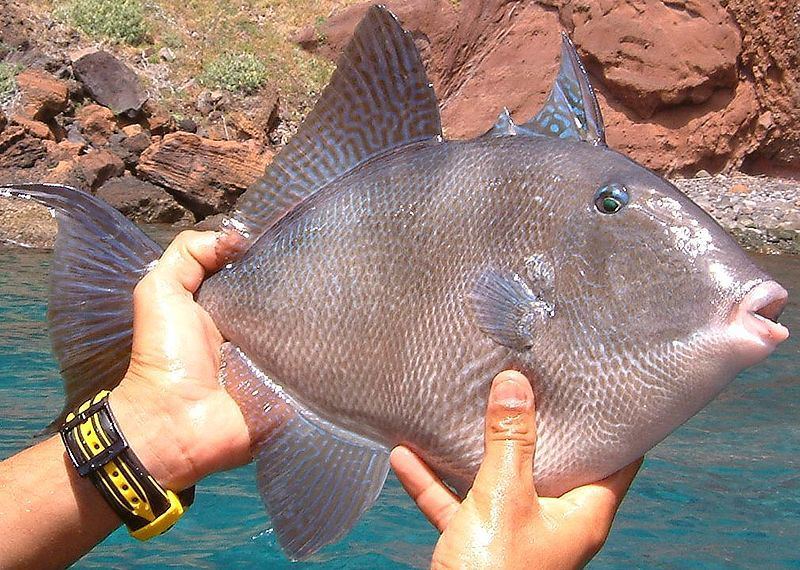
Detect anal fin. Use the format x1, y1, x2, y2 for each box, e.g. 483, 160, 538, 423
219, 344, 390, 560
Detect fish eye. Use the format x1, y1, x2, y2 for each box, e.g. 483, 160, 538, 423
594, 183, 629, 214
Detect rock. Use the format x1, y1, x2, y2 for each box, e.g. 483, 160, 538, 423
123, 131, 152, 157
122, 124, 144, 137
73, 51, 148, 117
694, 170, 712, 178
177, 117, 198, 133
158, 47, 176, 62
15, 69, 69, 121
0, 196, 57, 249
303, 0, 794, 176
777, 210, 800, 231
44, 159, 83, 186
195, 90, 227, 116
52, 139, 86, 161
571, 0, 741, 118
95, 175, 195, 224
137, 132, 274, 216
107, 129, 151, 169
729, 183, 751, 194
143, 100, 174, 135
0, 126, 47, 169
9, 116, 53, 140
725, 0, 800, 173
75, 104, 117, 147
291, 24, 325, 51
230, 88, 280, 141
0, 110, 7, 133
77, 150, 125, 189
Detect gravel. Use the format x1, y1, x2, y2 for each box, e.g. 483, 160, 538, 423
672, 173, 800, 254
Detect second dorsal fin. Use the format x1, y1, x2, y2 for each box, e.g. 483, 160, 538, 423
230, 6, 442, 245
519, 33, 606, 145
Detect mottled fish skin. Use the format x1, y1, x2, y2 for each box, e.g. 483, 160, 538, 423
199, 134, 769, 496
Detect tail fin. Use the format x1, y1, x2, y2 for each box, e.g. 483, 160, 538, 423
0, 184, 163, 429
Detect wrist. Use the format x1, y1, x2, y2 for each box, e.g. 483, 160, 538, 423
106, 372, 251, 492
107, 382, 199, 491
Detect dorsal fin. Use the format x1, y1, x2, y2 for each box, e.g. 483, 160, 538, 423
519, 33, 606, 145
230, 5, 442, 245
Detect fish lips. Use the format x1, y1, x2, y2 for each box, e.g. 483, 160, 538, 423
728, 280, 789, 367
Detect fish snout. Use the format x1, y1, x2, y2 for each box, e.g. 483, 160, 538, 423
728, 280, 789, 366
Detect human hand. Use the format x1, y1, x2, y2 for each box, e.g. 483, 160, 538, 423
391, 371, 642, 569
108, 230, 251, 492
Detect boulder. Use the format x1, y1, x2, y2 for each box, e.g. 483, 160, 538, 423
107, 129, 151, 169
45, 139, 86, 162
95, 175, 195, 225
0, 126, 47, 169
75, 104, 118, 147
0, 110, 7, 133
15, 69, 69, 121
177, 117, 198, 133
570, 0, 741, 118
9, 116, 53, 140
229, 88, 280, 142
73, 51, 148, 117
143, 100, 174, 135
122, 124, 144, 137
137, 132, 274, 216
77, 149, 125, 189
44, 159, 84, 187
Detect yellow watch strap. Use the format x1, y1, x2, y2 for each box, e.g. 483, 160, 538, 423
60, 390, 194, 540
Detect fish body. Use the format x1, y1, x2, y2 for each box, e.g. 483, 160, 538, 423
201, 132, 781, 497
0, 5, 789, 561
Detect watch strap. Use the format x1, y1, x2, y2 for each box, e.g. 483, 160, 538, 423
60, 391, 195, 540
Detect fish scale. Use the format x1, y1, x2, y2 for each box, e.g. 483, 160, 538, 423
0, 5, 789, 562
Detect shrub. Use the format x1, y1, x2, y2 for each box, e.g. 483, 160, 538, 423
0, 62, 20, 102
57, 0, 147, 45
201, 52, 268, 93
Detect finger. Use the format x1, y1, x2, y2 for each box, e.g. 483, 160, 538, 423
472, 371, 537, 501
390, 446, 460, 532
557, 457, 644, 532
152, 230, 241, 294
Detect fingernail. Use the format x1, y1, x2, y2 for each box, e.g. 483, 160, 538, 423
492, 376, 529, 410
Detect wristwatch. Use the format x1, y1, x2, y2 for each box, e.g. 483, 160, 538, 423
59, 391, 195, 540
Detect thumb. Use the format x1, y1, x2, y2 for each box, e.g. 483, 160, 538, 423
472, 371, 538, 502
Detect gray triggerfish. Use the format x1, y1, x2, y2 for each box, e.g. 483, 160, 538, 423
1, 5, 789, 560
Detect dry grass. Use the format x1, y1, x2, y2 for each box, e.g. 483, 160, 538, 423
32, 0, 363, 118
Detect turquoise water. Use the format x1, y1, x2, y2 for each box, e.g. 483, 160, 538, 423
1, 247, 798, 569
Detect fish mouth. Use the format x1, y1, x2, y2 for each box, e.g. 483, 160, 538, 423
730, 281, 789, 359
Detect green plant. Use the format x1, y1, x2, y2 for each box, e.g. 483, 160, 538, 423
200, 52, 268, 93
0, 62, 21, 102
57, 0, 148, 45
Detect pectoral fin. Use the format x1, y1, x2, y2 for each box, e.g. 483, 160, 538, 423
219, 344, 390, 560
468, 269, 555, 350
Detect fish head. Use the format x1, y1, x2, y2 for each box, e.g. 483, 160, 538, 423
548, 147, 788, 405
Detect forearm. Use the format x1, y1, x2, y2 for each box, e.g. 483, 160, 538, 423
0, 436, 120, 570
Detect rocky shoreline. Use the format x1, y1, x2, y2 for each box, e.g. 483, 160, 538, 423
2, 172, 798, 254
673, 174, 800, 255
0, 0, 797, 254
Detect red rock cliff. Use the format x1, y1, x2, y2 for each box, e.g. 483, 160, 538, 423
300, 0, 799, 177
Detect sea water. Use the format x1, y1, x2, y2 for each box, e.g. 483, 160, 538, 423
1, 246, 798, 569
